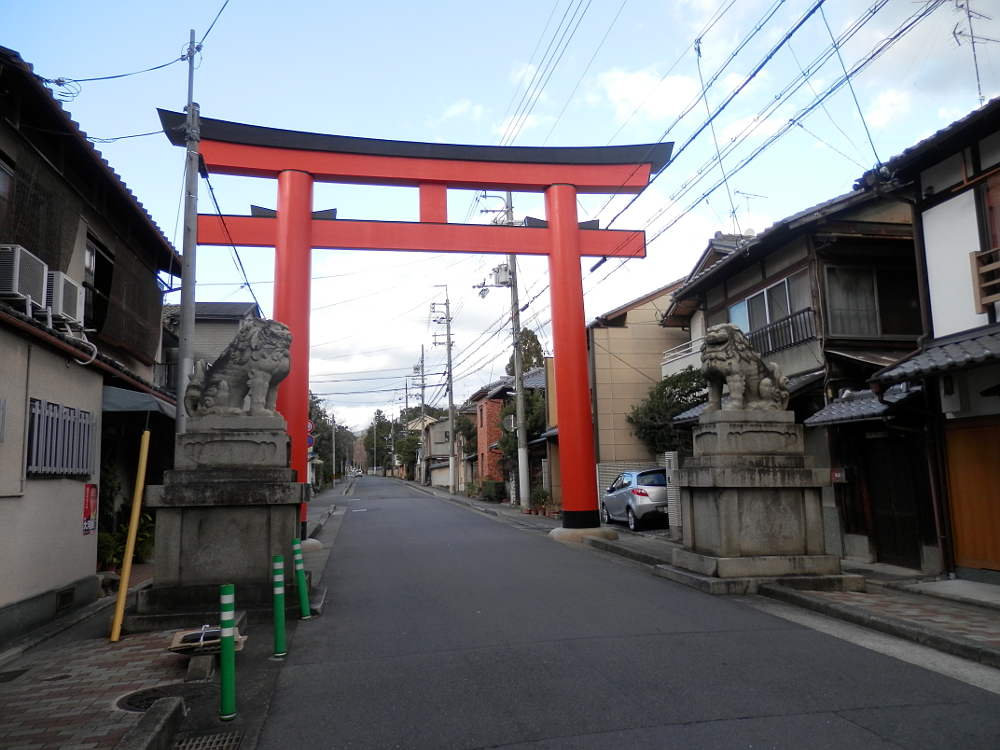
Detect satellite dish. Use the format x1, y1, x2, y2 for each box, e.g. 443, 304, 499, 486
502, 414, 517, 432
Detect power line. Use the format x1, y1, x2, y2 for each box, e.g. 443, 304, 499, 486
202, 174, 262, 311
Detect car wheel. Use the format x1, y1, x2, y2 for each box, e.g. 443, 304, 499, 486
600, 504, 610, 524
627, 507, 639, 532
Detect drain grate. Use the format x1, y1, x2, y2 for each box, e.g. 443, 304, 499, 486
172, 730, 243, 750
117, 683, 219, 712
0, 668, 29, 683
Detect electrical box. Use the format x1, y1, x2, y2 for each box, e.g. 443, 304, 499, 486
0, 244, 48, 311
46, 271, 85, 325
493, 264, 511, 286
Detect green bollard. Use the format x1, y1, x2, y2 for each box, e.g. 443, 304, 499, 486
292, 538, 312, 620
219, 583, 237, 721
273, 555, 287, 658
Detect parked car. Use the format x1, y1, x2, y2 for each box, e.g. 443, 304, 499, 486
600, 469, 669, 531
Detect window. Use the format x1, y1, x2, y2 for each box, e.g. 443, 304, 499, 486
84, 235, 114, 332
825, 267, 920, 337
0, 159, 12, 236
728, 269, 809, 333
26, 399, 95, 475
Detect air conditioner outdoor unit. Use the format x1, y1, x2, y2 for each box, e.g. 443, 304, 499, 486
47, 271, 85, 325
0, 245, 48, 311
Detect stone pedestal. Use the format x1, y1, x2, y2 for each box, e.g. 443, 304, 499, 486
129, 416, 311, 631
667, 411, 863, 594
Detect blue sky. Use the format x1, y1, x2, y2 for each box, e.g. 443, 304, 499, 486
4, 0, 999, 429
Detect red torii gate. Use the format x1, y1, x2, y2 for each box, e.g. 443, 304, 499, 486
160, 110, 672, 531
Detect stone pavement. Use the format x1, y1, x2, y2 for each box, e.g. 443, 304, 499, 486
0, 611, 188, 750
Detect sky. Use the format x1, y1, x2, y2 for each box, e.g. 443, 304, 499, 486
4, 0, 1000, 431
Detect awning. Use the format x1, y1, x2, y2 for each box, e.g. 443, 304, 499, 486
803, 384, 921, 427
826, 349, 911, 369
872, 323, 1000, 387
102, 386, 176, 419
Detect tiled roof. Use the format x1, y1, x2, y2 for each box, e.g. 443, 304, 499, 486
162, 302, 261, 322
873, 324, 1000, 386
671, 190, 875, 300
803, 384, 920, 427
0, 46, 179, 274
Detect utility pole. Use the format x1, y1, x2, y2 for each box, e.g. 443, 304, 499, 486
331, 411, 336, 488
475, 193, 531, 505
432, 288, 456, 494
373, 419, 377, 476
176, 29, 201, 435
416, 347, 426, 484
507, 192, 531, 507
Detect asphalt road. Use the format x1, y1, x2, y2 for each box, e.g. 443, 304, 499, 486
257, 477, 1000, 749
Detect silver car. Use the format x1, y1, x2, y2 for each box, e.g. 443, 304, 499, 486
600, 469, 669, 531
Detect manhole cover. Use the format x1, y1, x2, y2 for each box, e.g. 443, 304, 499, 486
117, 683, 219, 712
173, 730, 243, 750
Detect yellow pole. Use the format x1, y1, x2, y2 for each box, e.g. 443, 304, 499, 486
110, 429, 151, 642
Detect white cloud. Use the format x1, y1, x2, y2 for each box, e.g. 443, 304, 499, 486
597, 68, 701, 125
865, 88, 911, 130
428, 99, 484, 128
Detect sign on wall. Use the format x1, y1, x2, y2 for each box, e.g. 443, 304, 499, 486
83, 483, 98, 534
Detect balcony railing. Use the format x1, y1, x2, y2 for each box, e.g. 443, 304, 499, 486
661, 336, 705, 367
746, 308, 816, 356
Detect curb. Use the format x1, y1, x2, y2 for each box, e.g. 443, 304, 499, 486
582, 536, 673, 566
114, 696, 186, 750
759, 583, 1000, 670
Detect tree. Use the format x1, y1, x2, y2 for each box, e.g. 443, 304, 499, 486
506, 328, 545, 376
454, 413, 477, 456
309, 392, 355, 486
625, 366, 707, 455
363, 410, 391, 469
497, 389, 546, 465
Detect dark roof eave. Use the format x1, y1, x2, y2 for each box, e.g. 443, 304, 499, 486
0, 46, 181, 275
158, 110, 675, 173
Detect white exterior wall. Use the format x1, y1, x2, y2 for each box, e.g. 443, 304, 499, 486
0, 331, 102, 610
921, 192, 990, 337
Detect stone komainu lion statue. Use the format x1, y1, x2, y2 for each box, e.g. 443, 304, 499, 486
700, 323, 789, 411
184, 318, 292, 418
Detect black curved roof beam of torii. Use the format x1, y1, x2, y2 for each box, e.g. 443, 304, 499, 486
157, 109, 674, 193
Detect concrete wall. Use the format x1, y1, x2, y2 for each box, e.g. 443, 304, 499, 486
922, 192, 990, 337
0, 331, 103, 639
591, 299, 688, 463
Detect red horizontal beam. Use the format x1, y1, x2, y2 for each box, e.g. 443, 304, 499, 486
197, 215, 646, 259
199, 140, 654, 194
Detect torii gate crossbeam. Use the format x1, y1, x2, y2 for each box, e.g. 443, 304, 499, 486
160, 110, 672, 531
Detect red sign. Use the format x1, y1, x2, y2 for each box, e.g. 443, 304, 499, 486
306, 420, 315, 434
306, 435, 314, 448
83, 484, 98, 535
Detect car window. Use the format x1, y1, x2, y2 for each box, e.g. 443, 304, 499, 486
637, 470, 666, 487
620, 475, 632, 489
610, 475, 624, 491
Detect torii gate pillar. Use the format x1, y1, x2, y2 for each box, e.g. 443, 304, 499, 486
274, 170, 314, 488
545, 184, 599, 528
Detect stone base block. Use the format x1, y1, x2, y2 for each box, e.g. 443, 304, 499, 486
653, 563, 866, 595
673, 548, 842, 577
548, 527, 619, 543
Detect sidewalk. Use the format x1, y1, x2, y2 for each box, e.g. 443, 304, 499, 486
407, 479, 1000, 671
0, 488, 346, 750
